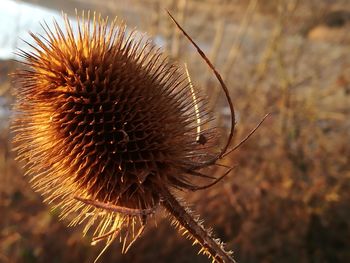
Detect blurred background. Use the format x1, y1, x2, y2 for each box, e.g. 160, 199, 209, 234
1, 0, 350, 262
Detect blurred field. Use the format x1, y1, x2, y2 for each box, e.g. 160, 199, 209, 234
1, 0, 350, 262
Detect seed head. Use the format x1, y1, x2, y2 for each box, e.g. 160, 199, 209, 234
12, 11, 218, 253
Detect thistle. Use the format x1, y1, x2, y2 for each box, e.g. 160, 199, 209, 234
11, 11, 250, 263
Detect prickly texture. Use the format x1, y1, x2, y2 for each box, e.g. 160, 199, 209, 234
12, 12, 215, 251
161, 187, 234, 263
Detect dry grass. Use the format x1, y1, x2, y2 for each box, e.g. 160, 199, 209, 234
1, 0, 350, 262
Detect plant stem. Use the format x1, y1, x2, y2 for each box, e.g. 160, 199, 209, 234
160, 187, 235, 263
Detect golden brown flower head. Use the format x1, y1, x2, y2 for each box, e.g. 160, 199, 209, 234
13, 11, 215, 226
11, 9, 249, 262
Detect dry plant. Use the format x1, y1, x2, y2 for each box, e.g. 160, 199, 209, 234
10, 10, 267, 263
3, 1, 349, 263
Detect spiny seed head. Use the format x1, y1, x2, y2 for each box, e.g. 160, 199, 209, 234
12, 11, 216, 242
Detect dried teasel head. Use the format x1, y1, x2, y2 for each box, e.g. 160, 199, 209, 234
14, 12, 213, 206
10, 10, 266, 263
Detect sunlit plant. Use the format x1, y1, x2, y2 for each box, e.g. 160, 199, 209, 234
12, 10, 266, 263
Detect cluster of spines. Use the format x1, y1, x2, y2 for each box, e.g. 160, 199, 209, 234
10, 9, 241, 263
12, 10, 216, 256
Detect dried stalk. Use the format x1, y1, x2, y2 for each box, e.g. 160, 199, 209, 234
160, 186, 235, 263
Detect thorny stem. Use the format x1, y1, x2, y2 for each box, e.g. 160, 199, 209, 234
160, 186, 236, 263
